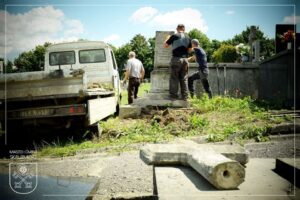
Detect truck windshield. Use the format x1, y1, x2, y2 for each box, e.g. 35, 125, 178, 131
49, 51, 75, 66
79, 49, 106, 63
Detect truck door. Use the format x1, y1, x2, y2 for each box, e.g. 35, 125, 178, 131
110, 50, 120, 96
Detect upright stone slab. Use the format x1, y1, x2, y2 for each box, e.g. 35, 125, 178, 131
154, 31, 174, 68
133, 31, 193, 107
151, 31, 174, 93
150, 31, 198, 93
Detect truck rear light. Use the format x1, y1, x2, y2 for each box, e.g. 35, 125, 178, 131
69, 107, 75, 113
69, 105, 85, 114
77, 106, 85, 113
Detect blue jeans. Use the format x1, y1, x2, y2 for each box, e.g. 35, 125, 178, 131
188, 70, 212, 98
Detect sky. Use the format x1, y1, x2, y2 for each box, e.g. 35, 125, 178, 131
0, 0, 299, 60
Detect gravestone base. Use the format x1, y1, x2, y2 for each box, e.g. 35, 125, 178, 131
133, 65, 205, 108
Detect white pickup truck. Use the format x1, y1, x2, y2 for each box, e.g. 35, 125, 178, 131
0, 41, 121, 131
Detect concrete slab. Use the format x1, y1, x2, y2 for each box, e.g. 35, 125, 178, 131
133, 92, 189, 108
119, 105, 141, 119
155, 158, 300, 200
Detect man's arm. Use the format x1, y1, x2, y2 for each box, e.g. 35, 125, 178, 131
123, 61, 130, 81
123, 70, 129, 81
163, 35, 172, 48
140, 64, 145, 79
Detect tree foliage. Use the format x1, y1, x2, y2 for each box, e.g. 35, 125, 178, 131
212, 44, 238, 63
14, 42, 51, 72
224, 26, 275, 58
188, 29, 211, 50
6, 26, 276, 74
114, 34, 155, 78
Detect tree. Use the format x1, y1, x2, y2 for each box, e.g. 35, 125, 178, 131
5, 60, 14, 73
129, 34, 153, 78
115, 43, 132, 78
212, 44, 238, 63
115, 34, 155, 78
207, 39, 221, 62
223, 26, 275, 59
14, 42, 51, 72
188, 29, 211, 50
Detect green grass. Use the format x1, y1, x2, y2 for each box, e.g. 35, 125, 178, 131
37, 95, 292, 157
120, 82, 150, 105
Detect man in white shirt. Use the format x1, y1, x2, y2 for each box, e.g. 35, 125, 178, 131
123, 51, 145, 104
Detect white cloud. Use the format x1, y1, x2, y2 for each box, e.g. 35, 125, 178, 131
64, 19, 84, 36
226, 10, 235, 15
102, 34, 120, 43
149, 8, 208, 33
129, 7, 158, 23
0, 6, 85, 59
283, 14, 300, 24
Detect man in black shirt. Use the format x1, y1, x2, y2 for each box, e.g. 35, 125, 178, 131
188, 39, 212, 98
163, 24, 192, 100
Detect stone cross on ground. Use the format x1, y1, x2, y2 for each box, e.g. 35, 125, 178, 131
140, 141, 249, 190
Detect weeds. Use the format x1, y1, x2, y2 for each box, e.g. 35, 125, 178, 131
37, 95, 289, 157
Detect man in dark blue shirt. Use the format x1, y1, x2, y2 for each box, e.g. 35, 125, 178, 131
188, 39, 212, 98
164, 24, 192, 100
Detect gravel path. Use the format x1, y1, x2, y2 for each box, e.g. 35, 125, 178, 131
245, 134, 300, 158
0, 133, 298, 199
92, 152, 153, 200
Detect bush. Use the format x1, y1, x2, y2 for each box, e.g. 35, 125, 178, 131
212, 44, 238, 63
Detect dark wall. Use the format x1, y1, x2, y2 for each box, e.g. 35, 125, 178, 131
259, 49, 298, 108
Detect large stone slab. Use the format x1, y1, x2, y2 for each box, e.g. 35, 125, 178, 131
155, 159, 299, 200
154, 31, 174, 68
133, 92, 189, 108
140, 143, 247, 189
119, 105, 141, 119
141, 142, 249, 165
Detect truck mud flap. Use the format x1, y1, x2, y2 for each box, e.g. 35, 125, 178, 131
87, 96, 117, 125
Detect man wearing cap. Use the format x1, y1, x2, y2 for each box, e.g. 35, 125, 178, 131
163, 24, 192, 100
123, 51, 145, 104
188, 39, 212, 98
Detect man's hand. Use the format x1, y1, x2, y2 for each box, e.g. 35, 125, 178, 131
163, 35, 171, 48
188, 56, 195, 62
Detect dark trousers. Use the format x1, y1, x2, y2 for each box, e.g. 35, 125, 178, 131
169, 57, 189, 100
188, 70, 212, 98
128, 77, 140, 104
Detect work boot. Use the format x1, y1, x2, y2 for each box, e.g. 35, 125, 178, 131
208, 92, 212, 99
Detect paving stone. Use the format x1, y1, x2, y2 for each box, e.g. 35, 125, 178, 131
155, 159, 299, 200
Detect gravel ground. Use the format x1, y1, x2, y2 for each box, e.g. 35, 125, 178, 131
0, 133, 298, 200
92, 152, 153, 200
245, 134, 300, 158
